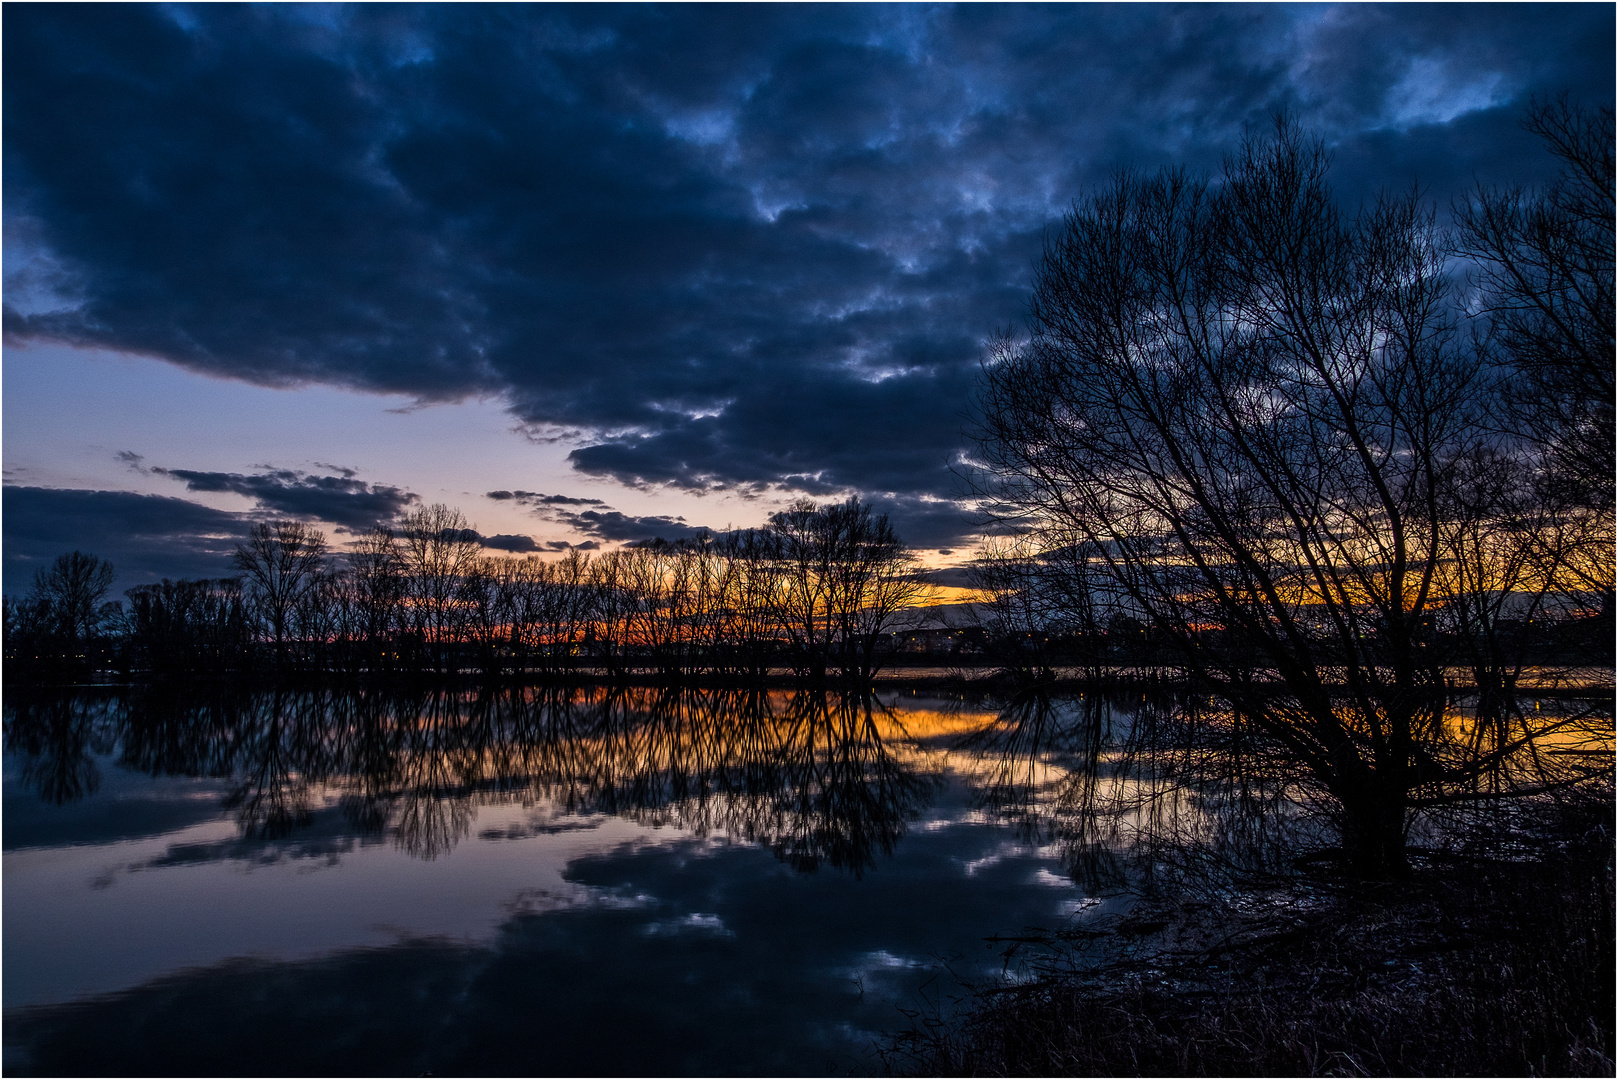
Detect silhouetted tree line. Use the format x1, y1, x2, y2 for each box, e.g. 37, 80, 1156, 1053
4, 497, 927, 686
969, 101, 1614, 876
4, 684, 936, 873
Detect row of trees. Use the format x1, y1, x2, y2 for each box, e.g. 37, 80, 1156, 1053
4, 497, 929, 684
970, 101, 1614, 876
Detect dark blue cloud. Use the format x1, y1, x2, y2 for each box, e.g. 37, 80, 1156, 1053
2, 486, 248, 593
565, 509, 705, 545
490, 489, 711, 544
916, 566, 978, 590
486, 490, 608, 508
151, 466, 419, 531
4, 5, 1611, 550
477, 533, 540, 554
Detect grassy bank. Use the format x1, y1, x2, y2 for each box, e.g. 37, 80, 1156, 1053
887, 796, 1614, 1077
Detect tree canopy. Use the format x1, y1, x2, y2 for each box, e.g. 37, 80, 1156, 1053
973, 115, 1613, 876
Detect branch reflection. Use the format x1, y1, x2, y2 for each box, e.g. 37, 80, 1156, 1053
955, 690, 1315, 894
5, 687, 938, 873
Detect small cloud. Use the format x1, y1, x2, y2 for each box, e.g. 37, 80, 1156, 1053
151, 465, 420, 531
488, 489, 609, 508
490, 489, 705, 544
480, 533, 539, 553
565, 508, 705, 543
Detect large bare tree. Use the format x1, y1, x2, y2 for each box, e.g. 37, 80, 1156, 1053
974, 120, 1607, 875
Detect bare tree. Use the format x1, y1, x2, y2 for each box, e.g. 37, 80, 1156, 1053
585, 549, 632, 675
968, 533, 1104, 678
1453, 97, 1615, 514
348, 526, 405, 668
292, 569, 350, 670
6, 551, 119, 677
730, 498, 926, 682
528, 548, 594, 672
11, 496, 923, 684
27, 550, 117, 648
122, 577, 249, 672
714, 529, 790, 679
234, 521, 328, 663
767, 500, 838, 679
974, 120, 1605, 876
399, 504, 483, 669
816, 499, 928, 682
616, 543, 690, 678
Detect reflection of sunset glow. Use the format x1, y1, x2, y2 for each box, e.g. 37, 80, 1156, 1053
947, 688, 1615, 889
870, 700, 1002, 741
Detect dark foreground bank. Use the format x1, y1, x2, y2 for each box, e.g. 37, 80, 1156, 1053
887, 794, 1615, 1077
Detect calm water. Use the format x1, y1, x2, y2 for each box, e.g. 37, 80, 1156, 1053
2, 685, 1131, 1076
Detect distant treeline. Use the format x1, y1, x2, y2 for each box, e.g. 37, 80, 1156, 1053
4, 497, 931, 684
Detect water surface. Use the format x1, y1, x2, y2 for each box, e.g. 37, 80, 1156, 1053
4, 685, 1123, 1076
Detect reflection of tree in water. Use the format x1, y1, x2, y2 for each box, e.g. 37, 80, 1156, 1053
386, 690, 479, 859
334, 690, 403, 839
957, 692, 1127, 891
3, 691, 118, 805
219, 689, 323, 839
509, 687, 937, 874
6, 686, 937, 872
465, 686, 937, 874
958, 691, 1305, 893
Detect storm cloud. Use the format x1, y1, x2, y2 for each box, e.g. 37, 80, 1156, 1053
5, 5, 1611, 546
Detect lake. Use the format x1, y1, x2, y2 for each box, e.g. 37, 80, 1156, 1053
2, 684, 1138, 1076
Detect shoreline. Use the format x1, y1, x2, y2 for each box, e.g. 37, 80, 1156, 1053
11, 662, 1613, 698
885, 798, 1617, 1077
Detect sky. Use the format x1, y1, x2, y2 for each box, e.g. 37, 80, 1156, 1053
4, 3, 1612, 594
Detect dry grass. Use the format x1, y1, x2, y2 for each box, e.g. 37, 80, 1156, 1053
887, 800, 1614, 1077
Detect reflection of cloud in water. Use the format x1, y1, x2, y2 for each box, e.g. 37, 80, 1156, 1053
960, 845, 1016, 877
851, 949, 926, 972
503, 883, 656, 919
3, 685, 1144, 1074
6, 799, 1100, 1074
641, 912, 734, 937
135, 802, 371, 872
2, 805, 662, 1009
479, 812, 608, 842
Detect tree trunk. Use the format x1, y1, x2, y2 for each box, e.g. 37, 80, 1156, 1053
1340, 788, 1410, 878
